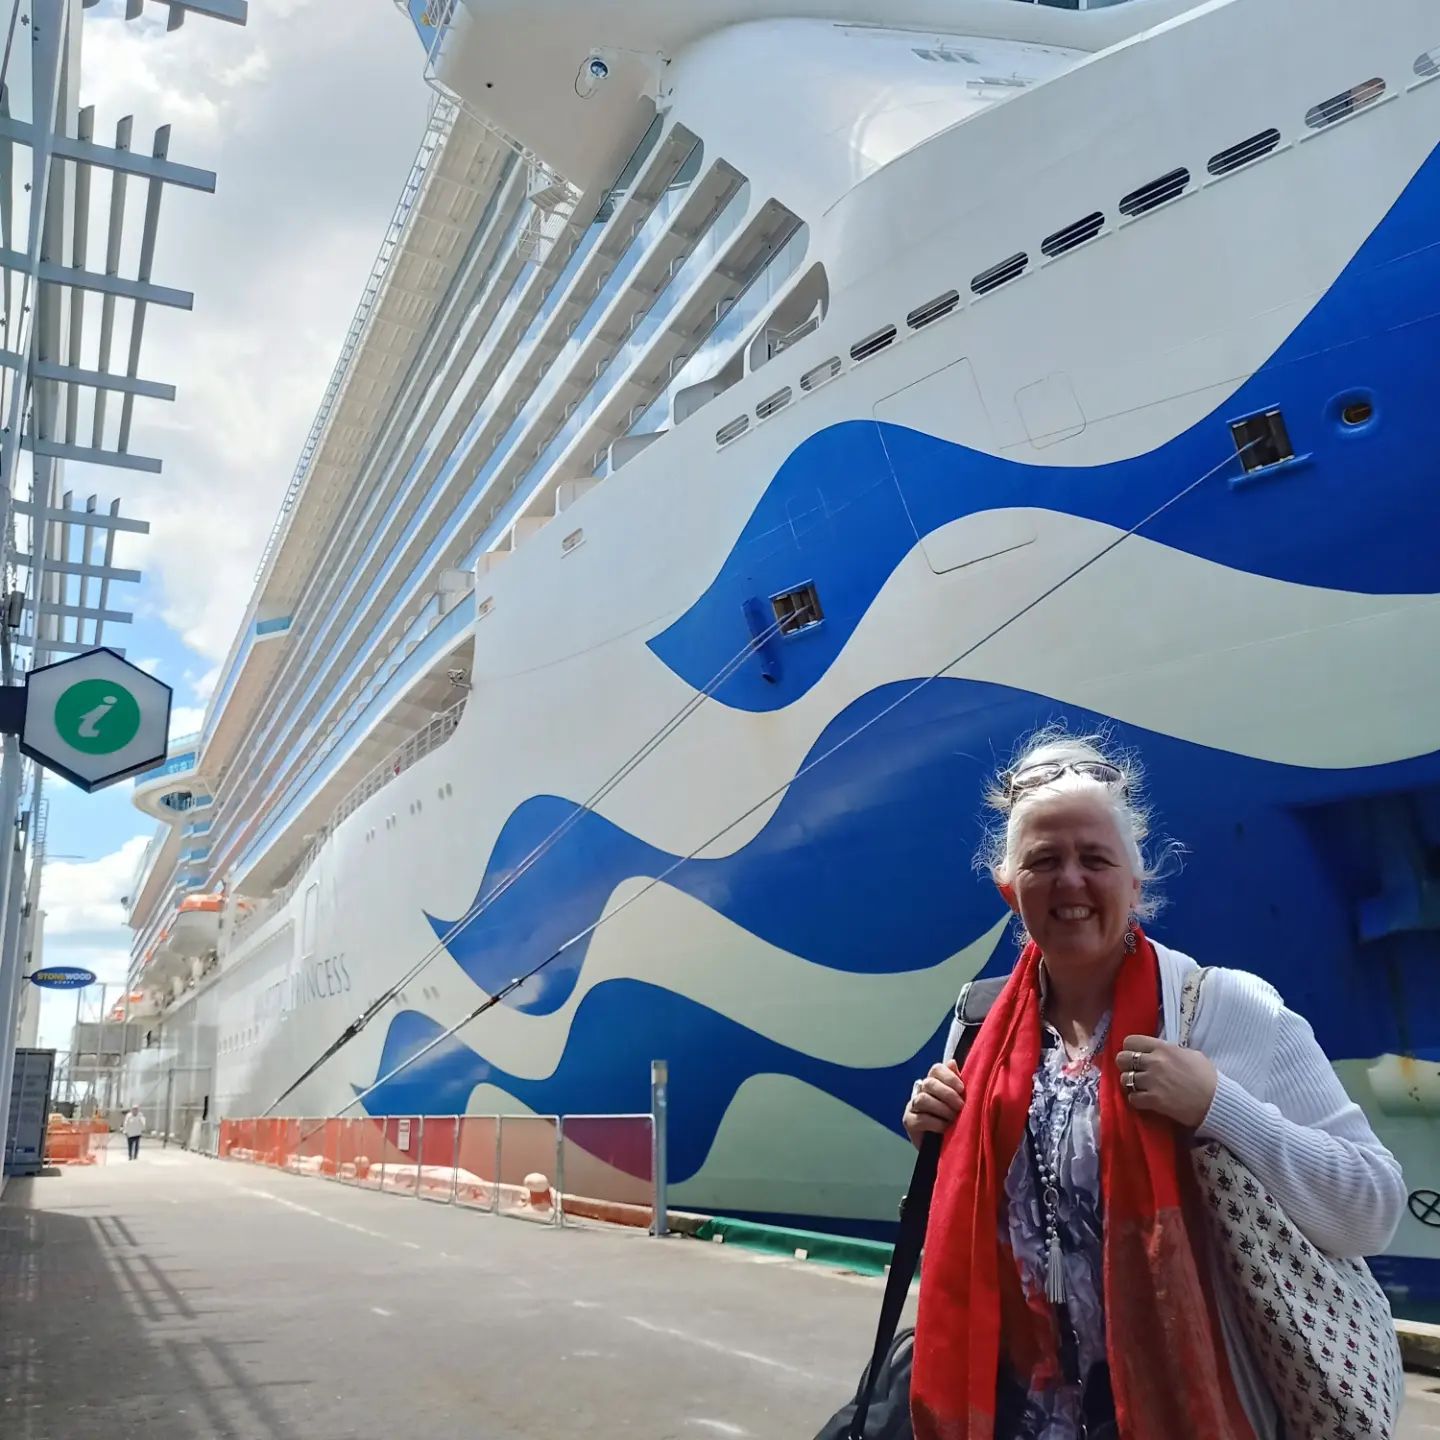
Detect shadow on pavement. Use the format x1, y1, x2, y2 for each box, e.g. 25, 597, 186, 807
0, 1174, 308, 1440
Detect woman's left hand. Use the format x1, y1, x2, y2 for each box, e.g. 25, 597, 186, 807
1118, 1035, 1218, 1128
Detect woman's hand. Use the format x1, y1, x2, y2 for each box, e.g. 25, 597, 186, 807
903, 1060, 965, 1148
1118, 1035, 1218, 1128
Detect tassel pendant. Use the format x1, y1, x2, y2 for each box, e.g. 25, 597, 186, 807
1045, 1230, 1066, 1304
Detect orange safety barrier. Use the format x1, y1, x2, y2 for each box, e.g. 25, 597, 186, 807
45, 1115, 109, 1166
217, 1112, 659, 1231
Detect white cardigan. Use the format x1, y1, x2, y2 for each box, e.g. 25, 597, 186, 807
942, 941, 1406, 1255
1151, 940, 1405, 1260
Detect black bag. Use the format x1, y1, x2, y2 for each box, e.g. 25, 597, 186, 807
813, 976, 1004, 1440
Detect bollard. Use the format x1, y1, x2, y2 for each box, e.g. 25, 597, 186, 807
524, 1171, 552, 1211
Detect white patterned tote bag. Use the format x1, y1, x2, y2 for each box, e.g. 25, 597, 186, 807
1179, 969, 1404, 1440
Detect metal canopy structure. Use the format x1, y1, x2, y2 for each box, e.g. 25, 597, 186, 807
86, 0, 249, 32
0, 0, 246, 1185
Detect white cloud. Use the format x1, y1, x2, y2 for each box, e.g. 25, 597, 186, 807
39, 836, 150, 949
191, 664, 220, 702
169, 705, 207, 739
73, 2, 430, 664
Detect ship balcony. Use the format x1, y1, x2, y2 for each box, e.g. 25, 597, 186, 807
134, 742, 207, 822
215, 600, 474, 897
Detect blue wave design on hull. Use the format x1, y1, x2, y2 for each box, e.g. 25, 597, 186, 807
415, 675, 1440, 1084
650, 142, 1440, 713
360, 987, 952, 1186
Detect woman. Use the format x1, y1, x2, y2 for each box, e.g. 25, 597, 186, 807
901, 732, 1405, 1440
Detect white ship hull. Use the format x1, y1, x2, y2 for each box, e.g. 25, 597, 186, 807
128, 0, 1440, 1305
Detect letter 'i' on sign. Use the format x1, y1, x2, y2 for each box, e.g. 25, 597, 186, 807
18, 648, 172, 792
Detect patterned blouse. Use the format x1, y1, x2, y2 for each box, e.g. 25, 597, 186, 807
995, 1017, 1112, 1440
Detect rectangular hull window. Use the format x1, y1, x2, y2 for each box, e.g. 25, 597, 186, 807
1231, 409, 1294, 472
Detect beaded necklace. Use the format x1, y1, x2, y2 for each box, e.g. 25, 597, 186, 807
1031, 1010, 1111, 1306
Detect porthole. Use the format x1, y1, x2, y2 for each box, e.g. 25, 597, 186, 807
1331, 390, 1378, 432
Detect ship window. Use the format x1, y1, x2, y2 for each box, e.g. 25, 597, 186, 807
907, 290, 960, 329
756, 387, 792, 420
913, 46, 976, 64
800, 358, 841, 392
971, 253, 1028, 295
1305, 78, 1385, 130
1207, 128, 1282, 176
1415, 49, 1439, 80
716, 414, 750, 446
771, 582, 824, 636
850, 325, 897, 362
1119, 168, 1190, 217
1230, 409, 1294, 472
1041, 212, 1105, 258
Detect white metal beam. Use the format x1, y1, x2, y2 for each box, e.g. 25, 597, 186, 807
11, 497, 151, 534
23, 438, 163, 474
11, 635, 126, 656
158, 0, 248, 23
119, 126, 174, 450
0, 251, 195, 310
91, 114, 133, 452
12, 557, 143, 584
0, 116, 218, 193
31, 360, 176, 402
31, 604, 136, 625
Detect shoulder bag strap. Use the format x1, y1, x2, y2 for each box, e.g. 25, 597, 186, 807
849, 975, 1006, 1439
1178, 966, 1209, 1048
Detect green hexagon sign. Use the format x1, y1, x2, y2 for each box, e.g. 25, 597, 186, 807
21, 649, 171, 792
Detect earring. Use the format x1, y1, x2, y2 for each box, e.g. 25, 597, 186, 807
1123, 914, 1138, 955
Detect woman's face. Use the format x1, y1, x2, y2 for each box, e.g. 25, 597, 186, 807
1003, 790, 1141, 976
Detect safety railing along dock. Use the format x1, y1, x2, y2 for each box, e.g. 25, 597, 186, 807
217, 1063, 672, 1235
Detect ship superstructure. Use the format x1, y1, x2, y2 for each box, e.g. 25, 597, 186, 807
125, 0, 1440, 1304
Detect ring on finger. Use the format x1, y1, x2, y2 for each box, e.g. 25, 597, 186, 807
1123, 1069, 1137, 1092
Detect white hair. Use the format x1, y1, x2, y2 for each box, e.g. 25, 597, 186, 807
978, 726, 1176, 923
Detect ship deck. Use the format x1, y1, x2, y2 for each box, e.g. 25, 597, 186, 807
3, 1141, 1438, 1439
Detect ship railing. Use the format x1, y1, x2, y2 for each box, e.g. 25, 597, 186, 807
252, 92, 459, 586
231, 696, 469, 942
216, 1097, 671, 1237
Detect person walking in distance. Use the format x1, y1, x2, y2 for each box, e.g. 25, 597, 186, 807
122, 1105, 145, 1160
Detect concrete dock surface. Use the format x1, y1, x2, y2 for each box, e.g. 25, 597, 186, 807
2, 1139, 1438, 1439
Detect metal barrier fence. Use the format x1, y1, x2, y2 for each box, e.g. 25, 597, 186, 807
45, 1117, 110, 1166
218, 1111, 664, 1232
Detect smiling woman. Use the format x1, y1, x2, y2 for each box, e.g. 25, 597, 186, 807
902, 728, 1406, 1440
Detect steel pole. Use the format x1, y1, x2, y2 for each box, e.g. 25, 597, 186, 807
651, 1059, 669, 1238
0, 747, 26, 1173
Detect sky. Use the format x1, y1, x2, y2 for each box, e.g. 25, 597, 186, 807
34, 0, 431, 1046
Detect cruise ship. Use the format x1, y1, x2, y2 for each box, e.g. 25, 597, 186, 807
122, 0, 1440, 1301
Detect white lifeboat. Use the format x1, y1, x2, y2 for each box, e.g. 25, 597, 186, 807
168, 894, 223, 958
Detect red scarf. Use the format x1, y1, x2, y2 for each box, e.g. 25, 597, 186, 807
911, 933, 1255, 1440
